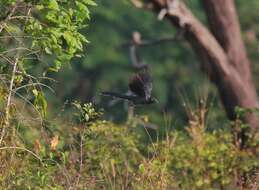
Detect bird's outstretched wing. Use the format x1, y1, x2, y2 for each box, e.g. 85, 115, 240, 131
129, 70, 153, 99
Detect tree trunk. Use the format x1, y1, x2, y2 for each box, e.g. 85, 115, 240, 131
201, 0, 259, 128
134, 0, 259, 129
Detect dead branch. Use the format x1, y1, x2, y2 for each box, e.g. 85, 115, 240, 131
124, 30, 183, 70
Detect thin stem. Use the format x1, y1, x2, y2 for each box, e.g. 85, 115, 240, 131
75, 131, 84, 188
0, 57, 19, 145
0, 146, 42, 162
6, 57, 18, 118
0, 4, 18, 32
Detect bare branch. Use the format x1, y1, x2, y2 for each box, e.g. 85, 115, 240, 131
0, 146, 42, 162
0, 56, 19, 144
123, 30, 183, 70
122, 34, 182, 47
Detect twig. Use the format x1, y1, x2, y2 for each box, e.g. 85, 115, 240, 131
122, 33, 183, 48
124, 31, 183, 70
0, 35, 48, 39
23, 7, 31, 31
75, 132, 84, 188
14, 82, 55, 93
0, 4, 18, 32
0, 54, 15, 66
0, 47, 40, 55
0, 56, 19, 145
9, 15, 33, 20
0, 146, 42, 162
6, 57, 18, 114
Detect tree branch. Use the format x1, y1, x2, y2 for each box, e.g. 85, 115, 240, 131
122, 33, 183, 47
122, 31, 183, 70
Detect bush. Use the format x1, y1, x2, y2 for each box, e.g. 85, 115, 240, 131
0, 103, 258, 189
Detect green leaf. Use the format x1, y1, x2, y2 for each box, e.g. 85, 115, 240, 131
39, 92, 47, 117
139, 164, 145, 173
48, 0, 59, 10
36, 5, 44, 10
34, 91, 48, 117
82, 0, 97, 6
44, 47, 52, 54
32, 89, 38, 96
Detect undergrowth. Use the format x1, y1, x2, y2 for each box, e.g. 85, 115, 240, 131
0, 101, 258, 190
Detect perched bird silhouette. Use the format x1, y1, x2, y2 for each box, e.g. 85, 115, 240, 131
101, 70, 157, 105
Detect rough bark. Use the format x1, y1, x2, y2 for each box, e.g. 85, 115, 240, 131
201, 0, 259, 128
202, 0, 251, 79
137, 0, 259, 129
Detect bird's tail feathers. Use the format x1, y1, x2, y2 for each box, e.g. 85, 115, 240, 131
101, 91, 133, 100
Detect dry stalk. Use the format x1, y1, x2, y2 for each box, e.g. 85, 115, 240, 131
0, 56, 19, 145
74, 133, 84, 188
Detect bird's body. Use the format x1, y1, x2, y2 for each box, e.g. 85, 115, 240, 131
101, 70, 157, 105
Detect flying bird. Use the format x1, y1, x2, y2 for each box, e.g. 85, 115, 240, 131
101, 70, 157, 105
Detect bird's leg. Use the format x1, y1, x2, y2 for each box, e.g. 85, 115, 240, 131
127, 102, 135, 121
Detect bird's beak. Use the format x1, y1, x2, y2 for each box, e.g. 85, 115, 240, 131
154, 97, 159, 103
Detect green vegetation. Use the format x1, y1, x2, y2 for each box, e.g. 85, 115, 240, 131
0, 102, 258, 189
0, 0, 258, 189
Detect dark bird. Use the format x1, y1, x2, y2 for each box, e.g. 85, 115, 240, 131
101, 70, 157, 105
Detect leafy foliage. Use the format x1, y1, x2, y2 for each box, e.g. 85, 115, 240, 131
0, 103, 258, 189
0, 0, 95, 132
